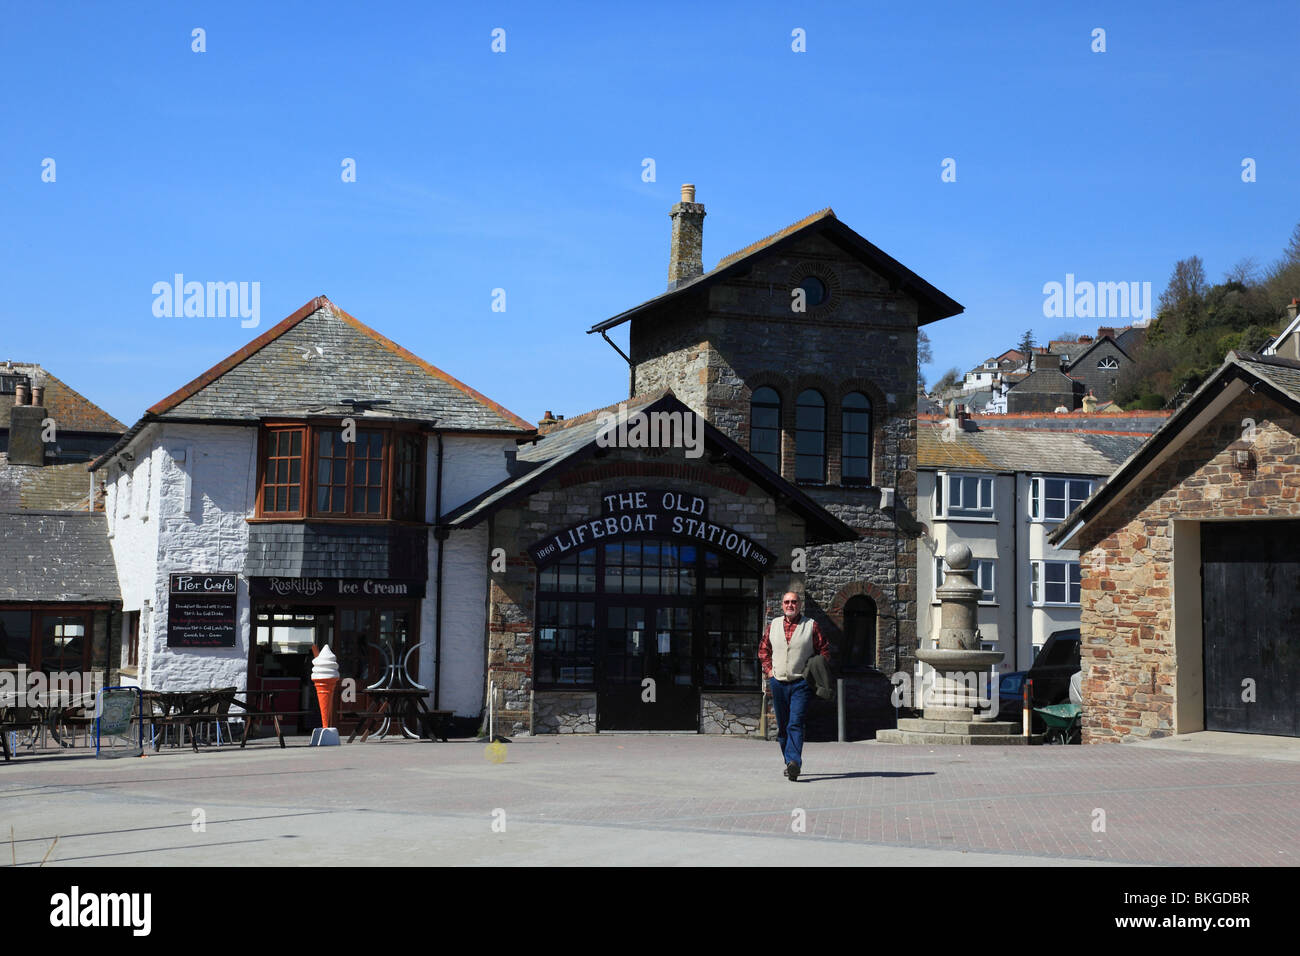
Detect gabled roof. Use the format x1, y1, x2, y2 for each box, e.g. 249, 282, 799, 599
443, 390, 859, 544
1049, 351, 1300, 549
0, 364, 125, 434
587, 210, 963, 334
1060, 335, 1129, 372
0, 511, 120, 602
92, 296, 534, 470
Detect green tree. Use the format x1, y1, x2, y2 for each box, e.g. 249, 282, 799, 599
1016, 330, 1035, 358
916, 329, 933, 392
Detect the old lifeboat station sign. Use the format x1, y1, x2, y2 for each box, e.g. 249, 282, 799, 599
528, 489, 775, 571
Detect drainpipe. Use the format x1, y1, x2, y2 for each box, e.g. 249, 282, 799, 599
434, 432, 446, 709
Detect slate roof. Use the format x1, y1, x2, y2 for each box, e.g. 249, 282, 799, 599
0, 364, 125, 434
93, 296, 534, 469
919, 422, 1146, 476
0, 457, 93, 511
0, 512, 120, 602
1007, 368, 1079, 393
1048, 351, 1300, 548
1060, 335, 1129, 371
443, 390, 859, 544
588, 209, 963, 333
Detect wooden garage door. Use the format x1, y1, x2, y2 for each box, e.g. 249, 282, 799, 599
1201, 521, 1300, 736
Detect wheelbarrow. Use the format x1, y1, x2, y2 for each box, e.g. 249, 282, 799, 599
1033, 703, 1081, 744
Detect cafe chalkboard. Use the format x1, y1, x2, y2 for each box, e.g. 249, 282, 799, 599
167, 573, 238, 647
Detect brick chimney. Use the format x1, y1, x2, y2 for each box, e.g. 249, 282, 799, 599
8, 375, 47, 466
667, 183, 706, 289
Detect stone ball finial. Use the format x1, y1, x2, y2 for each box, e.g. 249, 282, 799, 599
944, 543, 972, 570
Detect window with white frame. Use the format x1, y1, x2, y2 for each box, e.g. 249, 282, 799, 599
1029, 476, 1093, 522
936, 473, 995, 519
1030, 560, 1081, 605
935, 557, 996, 603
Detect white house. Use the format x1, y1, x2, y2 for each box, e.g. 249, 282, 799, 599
90, 296, 535, 732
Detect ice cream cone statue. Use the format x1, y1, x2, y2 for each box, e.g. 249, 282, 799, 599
309, 645, 341, 747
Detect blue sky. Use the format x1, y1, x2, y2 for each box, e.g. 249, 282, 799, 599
3, 1, 1297, 426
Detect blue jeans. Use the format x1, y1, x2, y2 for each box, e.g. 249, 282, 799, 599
769, 677, 810, 767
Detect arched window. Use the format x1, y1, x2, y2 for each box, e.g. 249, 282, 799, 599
841, 391, 872, 484
795, 390, 826, 482
842, 595, 876, 669
750, 387, 781, 473
1097, 356, 1119, 370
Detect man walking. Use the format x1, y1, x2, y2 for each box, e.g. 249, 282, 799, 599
759, 591, 830, 781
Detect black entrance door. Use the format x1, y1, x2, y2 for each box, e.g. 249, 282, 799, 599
1201, 521, 1300, 736
598, 600, 698, 730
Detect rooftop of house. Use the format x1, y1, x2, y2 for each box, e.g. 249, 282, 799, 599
918, 419, 1148, 476
1, 363, 126, 434
588, 205, 964, 333
0, 456, 97, 512
0, 511, 120, 602
92, 296, 535, 470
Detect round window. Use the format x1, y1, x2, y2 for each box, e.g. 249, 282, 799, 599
797, 276, 827, 308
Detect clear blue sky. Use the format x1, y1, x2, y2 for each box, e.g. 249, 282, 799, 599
3, 1, 1297, 426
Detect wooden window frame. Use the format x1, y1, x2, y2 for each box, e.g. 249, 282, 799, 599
255, 422, 424, 522
260, 426, 307, 518
127, 609, 140, 667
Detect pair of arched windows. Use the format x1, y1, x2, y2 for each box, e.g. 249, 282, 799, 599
750, 387, 872, 484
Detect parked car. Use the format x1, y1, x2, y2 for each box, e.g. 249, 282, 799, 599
996, 629, 1080, 732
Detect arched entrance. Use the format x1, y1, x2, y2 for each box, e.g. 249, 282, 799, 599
841, 595, 877, 670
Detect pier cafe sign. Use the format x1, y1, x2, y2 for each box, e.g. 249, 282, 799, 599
528, 488, 775, 572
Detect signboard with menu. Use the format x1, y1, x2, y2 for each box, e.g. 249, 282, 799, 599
167, 573, 238, 647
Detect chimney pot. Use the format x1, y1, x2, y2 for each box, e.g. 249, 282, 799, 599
667, 184, 706, 289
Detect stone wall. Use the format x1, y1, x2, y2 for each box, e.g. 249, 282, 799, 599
701, 692, 764, 735
629, 229, 924, 682
484, 445, 809, 736
1076, 390, 1300, 743
533, 691, 597, 733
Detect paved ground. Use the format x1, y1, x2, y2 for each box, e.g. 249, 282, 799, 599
2, 734, 1297, 866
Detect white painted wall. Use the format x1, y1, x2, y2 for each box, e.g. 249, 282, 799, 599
104, 423, 258, 691
919, 468, 1095, 674
105, 424, 513, 715
420, 436, 513, 718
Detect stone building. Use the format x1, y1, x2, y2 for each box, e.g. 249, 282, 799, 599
1059, 335, 1131, 402
1006, 352, 1083, 413
507, 187, 964, 734
444, 390, 858, 735
1052, 349, 1300, 742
